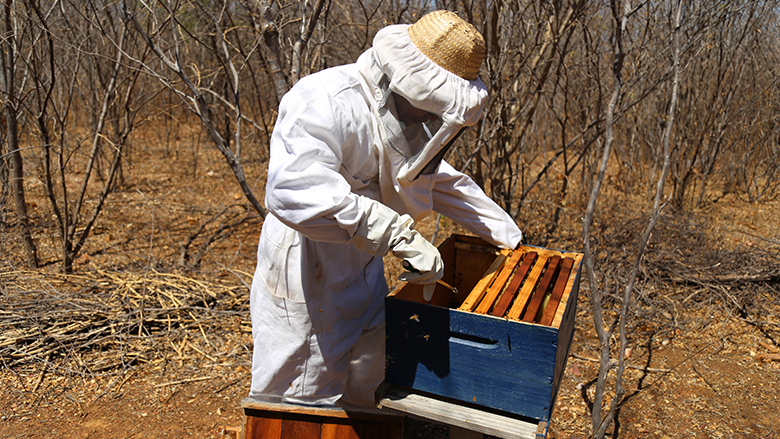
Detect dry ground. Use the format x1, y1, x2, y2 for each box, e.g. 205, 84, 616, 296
2, 131, 779, 439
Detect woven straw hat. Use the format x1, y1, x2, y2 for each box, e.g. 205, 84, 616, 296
407, 10, 486, 81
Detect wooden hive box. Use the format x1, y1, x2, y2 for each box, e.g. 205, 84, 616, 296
383, 234, 583, 434
241, 398, 404, 439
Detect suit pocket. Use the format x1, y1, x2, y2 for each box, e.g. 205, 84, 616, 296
257, 219, 307, 303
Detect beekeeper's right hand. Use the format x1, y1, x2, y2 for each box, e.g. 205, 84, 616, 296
392, 232, 443, 285
347, 197, 443, 285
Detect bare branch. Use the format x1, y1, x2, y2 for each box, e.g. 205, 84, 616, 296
123, 1, 267, 219
290, 0, 327, 84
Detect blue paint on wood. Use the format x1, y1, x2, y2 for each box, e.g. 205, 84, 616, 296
385, 298, 561, 421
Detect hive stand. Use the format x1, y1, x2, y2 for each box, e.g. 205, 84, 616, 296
241, 398, 404, 439
377, 385, 548, 439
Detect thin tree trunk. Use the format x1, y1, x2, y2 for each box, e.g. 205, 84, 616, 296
290, 0, 327, 85
1, 1, 38, 268
248, 0, 289, 104
585, 0, 630, 435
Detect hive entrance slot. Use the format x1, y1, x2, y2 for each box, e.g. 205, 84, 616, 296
448, 332, 499, 349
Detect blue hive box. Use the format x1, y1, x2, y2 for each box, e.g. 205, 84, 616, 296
384, 234, 582, 429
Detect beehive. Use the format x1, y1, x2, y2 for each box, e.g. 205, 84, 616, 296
384, 234, 583, 426
241, 398, 403, 439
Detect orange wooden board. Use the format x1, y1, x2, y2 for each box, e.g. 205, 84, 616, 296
244, 413, 283, 439
281, 418, 321, 439
458, 251, 509, 312
475, 250, 525, 314
539, 257, 575, 326
552, 252, 584, 327
321, 422, 362, 439
522, 255, 562, 322
491, 252, 538, 318
505, 253, 549, 320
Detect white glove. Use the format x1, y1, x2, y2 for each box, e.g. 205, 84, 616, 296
347, 197, 444, 289
394, 236, 444, 285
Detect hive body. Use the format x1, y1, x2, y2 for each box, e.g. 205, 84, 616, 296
385, 235, 583, 423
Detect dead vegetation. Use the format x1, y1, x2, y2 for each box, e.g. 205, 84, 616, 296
0, 268, 251, 378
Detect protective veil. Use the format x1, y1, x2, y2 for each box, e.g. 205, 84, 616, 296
369, 22, 489, 220
250, 12, 523, 407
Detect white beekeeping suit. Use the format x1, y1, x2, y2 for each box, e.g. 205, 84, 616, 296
249, 10, 523, 408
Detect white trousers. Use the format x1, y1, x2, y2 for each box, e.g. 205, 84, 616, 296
249, 255, 387, 407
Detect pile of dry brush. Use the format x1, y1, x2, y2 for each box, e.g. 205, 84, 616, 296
0, 266, 253, 387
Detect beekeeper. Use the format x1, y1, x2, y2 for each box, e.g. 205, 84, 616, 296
249, 10, 523, 408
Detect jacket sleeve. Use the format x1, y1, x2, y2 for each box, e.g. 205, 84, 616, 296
264, 79, 369, 244
431, 161, 523, 249
266, 75, 422, 260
